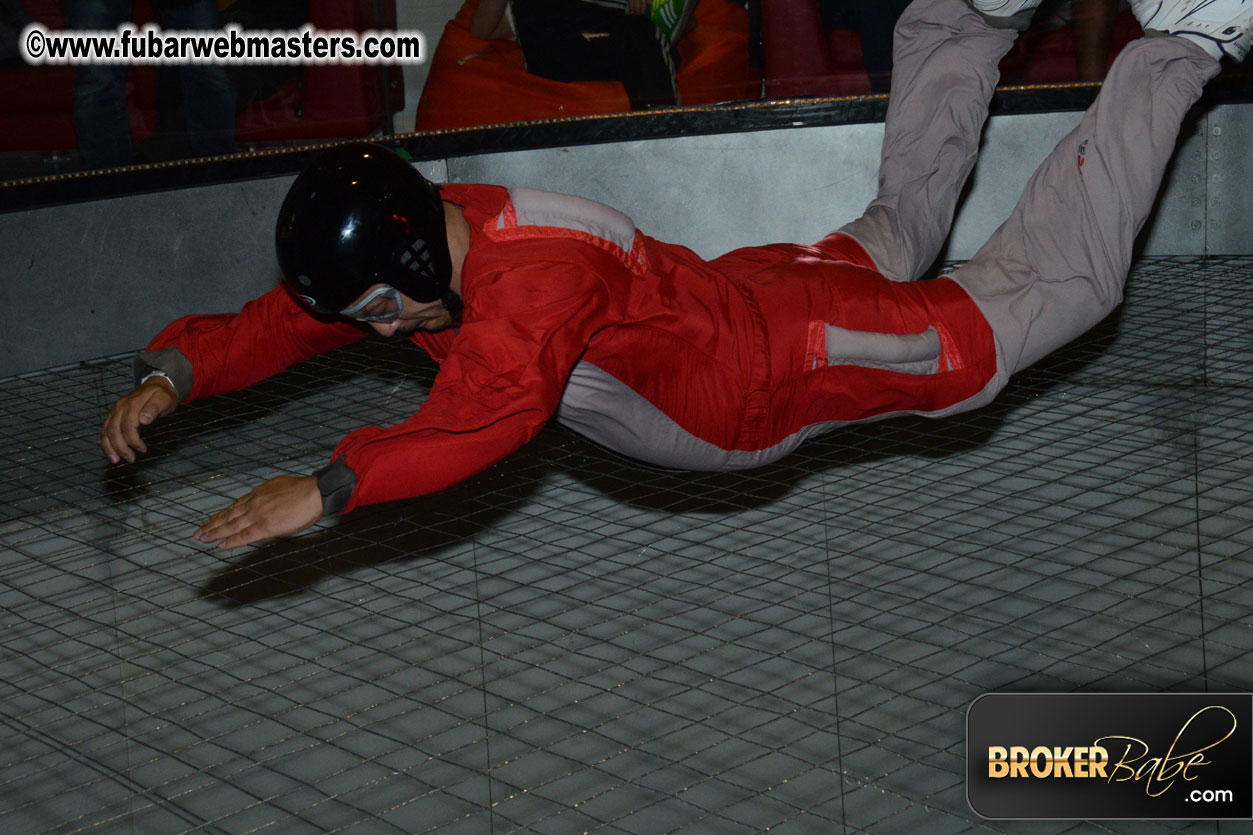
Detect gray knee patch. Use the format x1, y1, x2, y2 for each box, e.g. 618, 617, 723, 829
825, 325, 943, 375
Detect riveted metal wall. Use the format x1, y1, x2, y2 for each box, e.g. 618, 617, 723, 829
1140, 107, 1209, 255
1206, 104, 1253, 254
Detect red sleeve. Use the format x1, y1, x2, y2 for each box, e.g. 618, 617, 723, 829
146, 285, 368, 402
331, 261, 609, 512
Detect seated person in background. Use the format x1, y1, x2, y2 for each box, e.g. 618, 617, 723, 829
66, 0, 236, 169
469, 0, 695, 109
819, 0, 913, 93
1072, 0, 1122, 81
1, 0, 33, 65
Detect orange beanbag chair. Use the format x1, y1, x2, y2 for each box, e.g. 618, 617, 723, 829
415, 0, 759, 132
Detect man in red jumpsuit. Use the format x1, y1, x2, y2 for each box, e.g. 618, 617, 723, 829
100, 0, 1250, 549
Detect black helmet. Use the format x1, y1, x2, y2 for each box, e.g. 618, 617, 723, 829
275, 142, 452, 316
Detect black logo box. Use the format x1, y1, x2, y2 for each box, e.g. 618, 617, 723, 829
967, 693, 1252, 820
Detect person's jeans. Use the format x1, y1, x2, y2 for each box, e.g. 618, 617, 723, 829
67, 0, 236, 168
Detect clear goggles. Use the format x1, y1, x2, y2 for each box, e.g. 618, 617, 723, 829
339, 285, 404, 322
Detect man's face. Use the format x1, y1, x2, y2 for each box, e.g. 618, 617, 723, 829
343, 283, 456, 337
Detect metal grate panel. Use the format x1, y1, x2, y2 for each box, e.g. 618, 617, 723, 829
2, 257, 1250, 833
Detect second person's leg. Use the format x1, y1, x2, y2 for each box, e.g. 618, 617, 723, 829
67, 0, 133, 168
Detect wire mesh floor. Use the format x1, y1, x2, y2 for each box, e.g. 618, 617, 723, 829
2, 256, 1251, 834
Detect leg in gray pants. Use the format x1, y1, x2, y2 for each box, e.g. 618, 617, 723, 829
839, 0, 1019, 283
840, 0, 1220, 396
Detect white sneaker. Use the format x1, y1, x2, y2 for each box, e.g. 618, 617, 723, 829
1132, 0, 1253, 62
969, 0, 1043, 29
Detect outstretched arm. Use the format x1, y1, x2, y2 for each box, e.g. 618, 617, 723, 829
195, 262, 610, 549
138, 284, 368, 402
100, 284, 367, 465
195, 475, 323, 549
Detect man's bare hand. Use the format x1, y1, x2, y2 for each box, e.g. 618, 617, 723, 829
194, 475, 323, 550
101, 376, 179, 464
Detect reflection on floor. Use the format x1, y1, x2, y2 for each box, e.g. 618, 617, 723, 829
2, 257, 1250, 834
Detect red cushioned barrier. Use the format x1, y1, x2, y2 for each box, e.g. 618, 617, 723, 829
234, 0, 404, 143
999, 10, 1144, 86
0, 0, 159, 152
759, 3, 1147, 101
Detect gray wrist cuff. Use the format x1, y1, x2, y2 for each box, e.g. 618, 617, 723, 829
315, 458, 358, 516
132, 347, 194, 401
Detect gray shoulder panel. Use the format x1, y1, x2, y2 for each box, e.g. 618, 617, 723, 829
506, 188, 637, 254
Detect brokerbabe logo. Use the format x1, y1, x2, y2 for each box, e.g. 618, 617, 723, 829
967, 693, 1252, 819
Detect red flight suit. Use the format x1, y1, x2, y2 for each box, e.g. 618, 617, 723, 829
139, 183, 997, 513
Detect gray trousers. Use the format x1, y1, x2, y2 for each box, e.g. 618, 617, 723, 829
839, 0, 1220, 396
